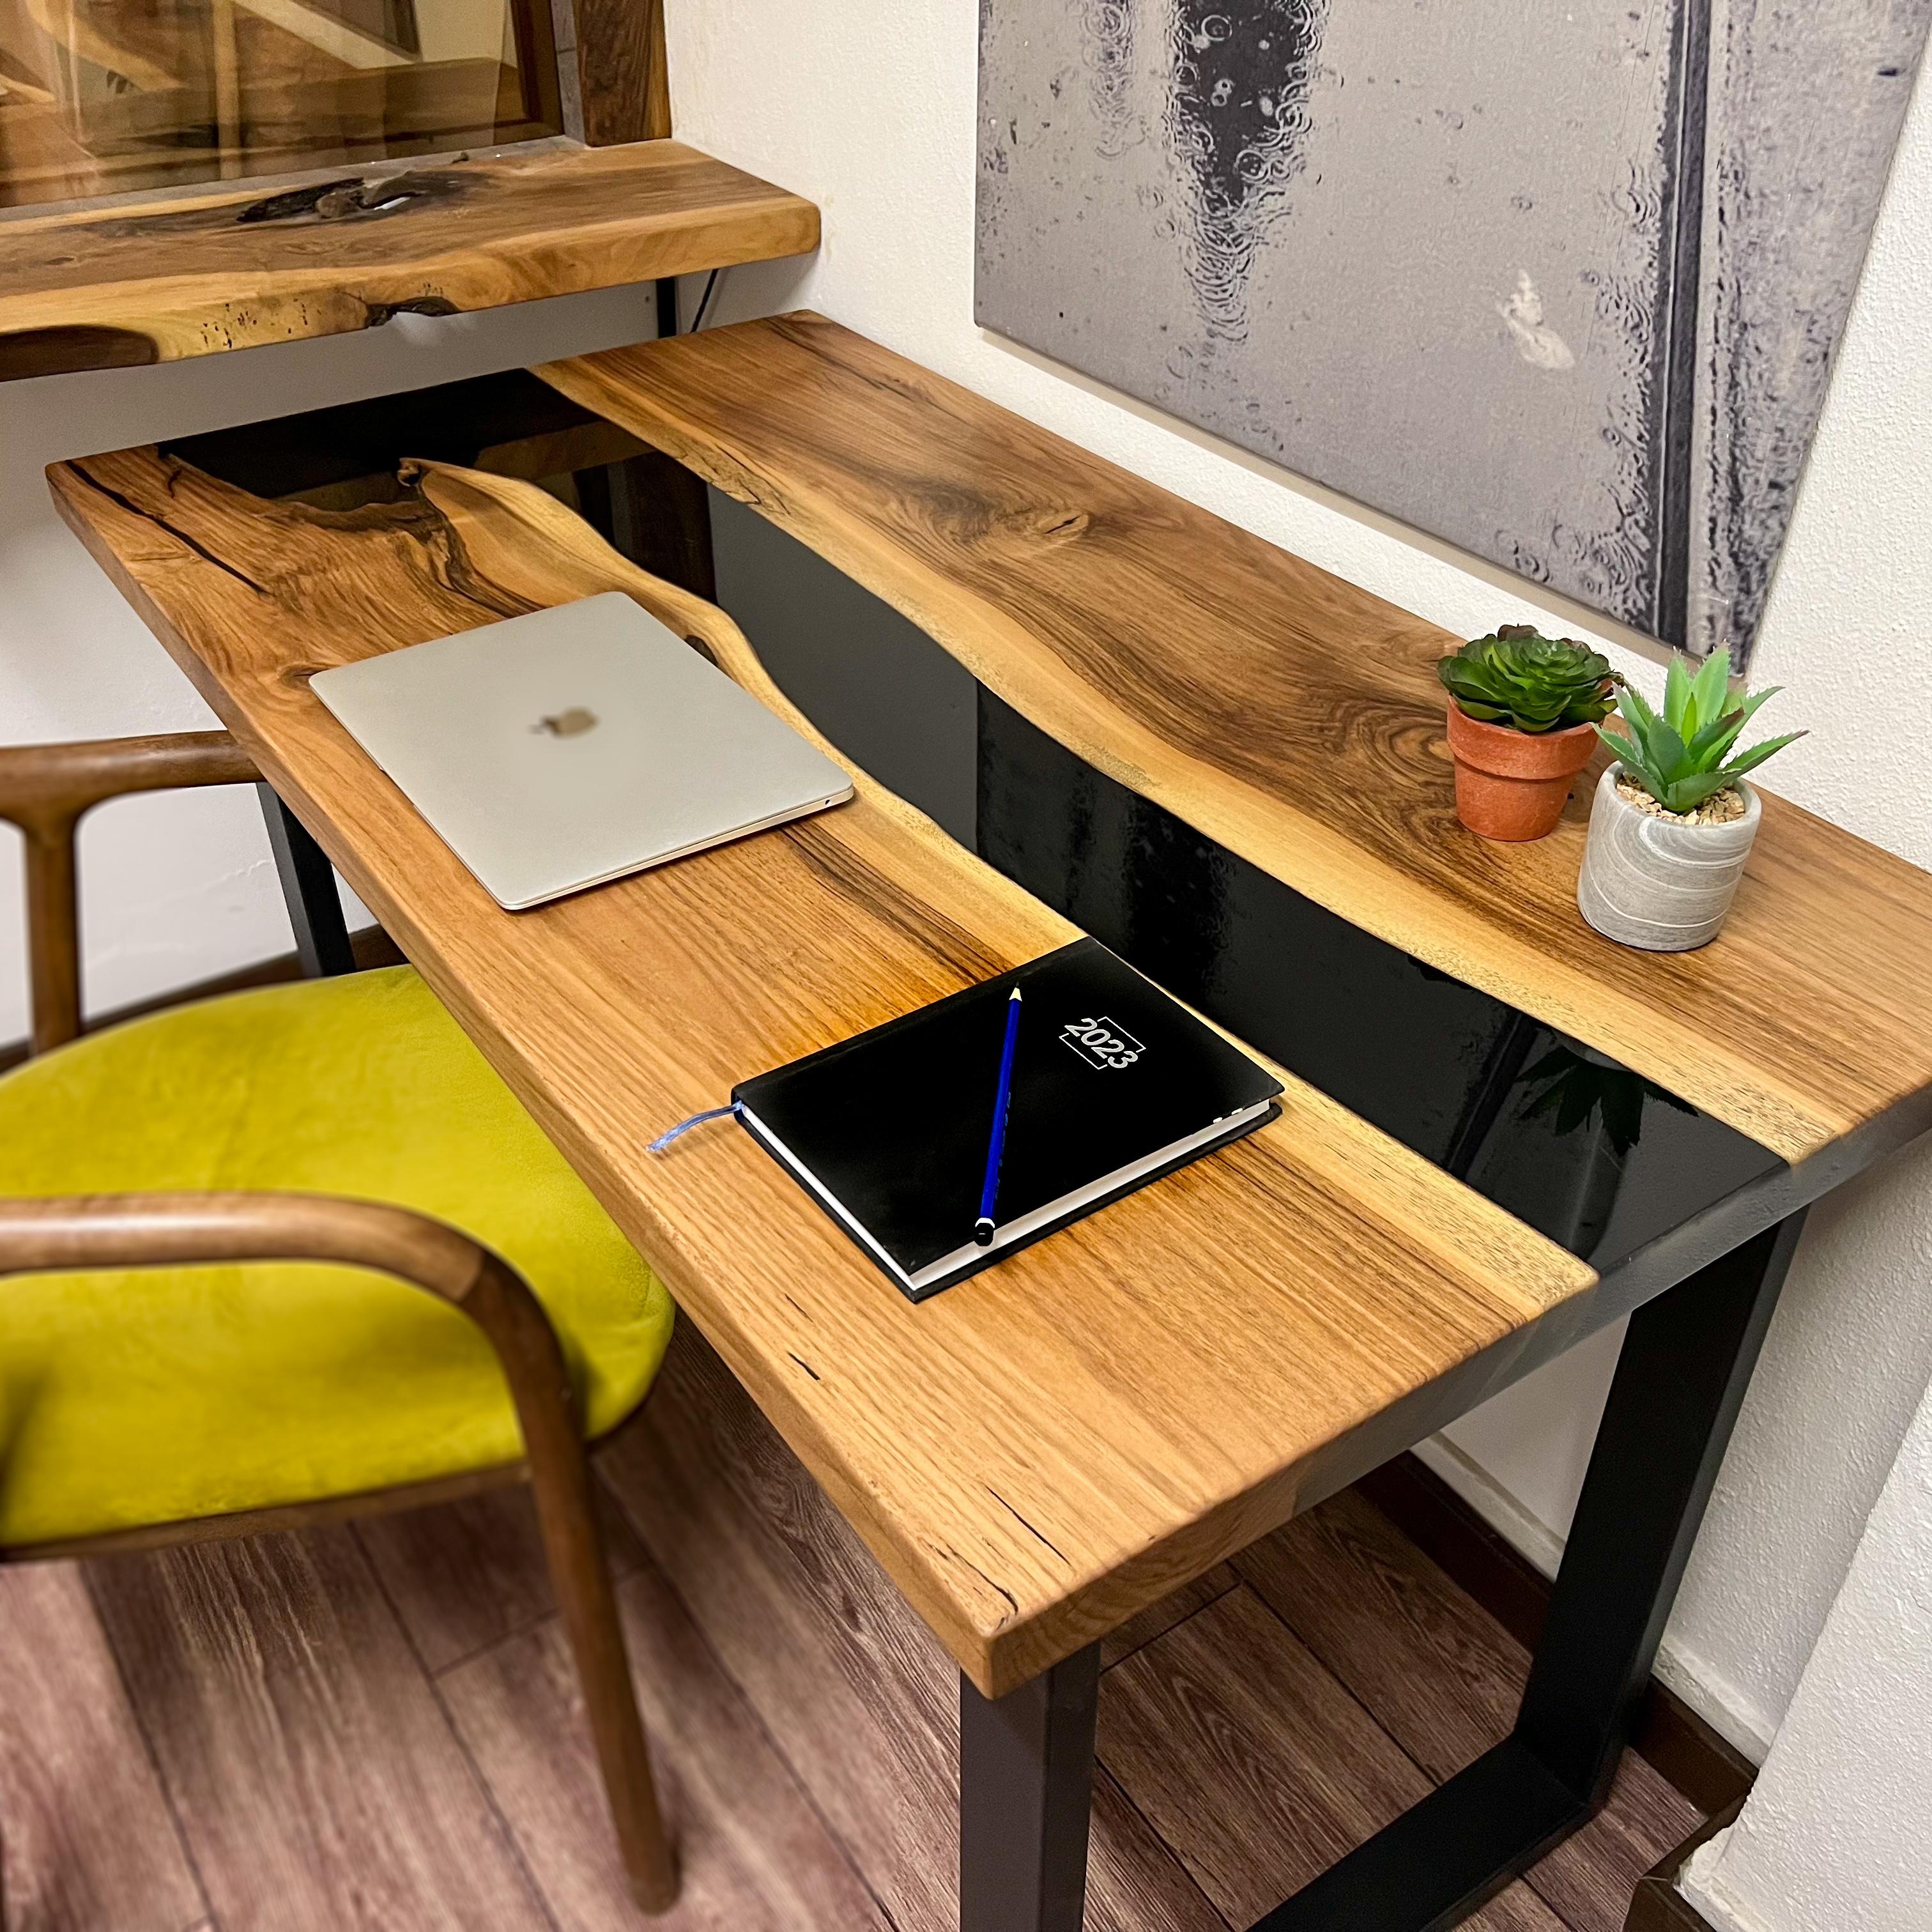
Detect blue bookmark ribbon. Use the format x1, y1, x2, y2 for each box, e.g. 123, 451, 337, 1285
647, 1101, 742, 1154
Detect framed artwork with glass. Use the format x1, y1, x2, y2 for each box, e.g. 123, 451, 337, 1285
0, 0, 572, 211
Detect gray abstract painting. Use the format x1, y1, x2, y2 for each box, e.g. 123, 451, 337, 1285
977, 1, 1929, 660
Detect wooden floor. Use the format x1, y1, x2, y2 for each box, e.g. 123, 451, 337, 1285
0, 1324, 1698, 1931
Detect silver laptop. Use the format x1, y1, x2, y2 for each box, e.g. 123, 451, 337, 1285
310, 593, 854, 910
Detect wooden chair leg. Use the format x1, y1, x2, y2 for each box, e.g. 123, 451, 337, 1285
0, 1196, 681, 1909
526, 1445, 678, 1912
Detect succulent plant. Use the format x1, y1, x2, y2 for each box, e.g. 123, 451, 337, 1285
1438, 624, 1620, 734
1602, 649, 1804, 816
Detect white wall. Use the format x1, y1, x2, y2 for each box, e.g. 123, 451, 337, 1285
665, 1, 1932, 1758
1680, 1361, 1932, 1932
0, 282, 664, 1036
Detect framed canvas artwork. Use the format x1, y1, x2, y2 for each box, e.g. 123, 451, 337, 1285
977, 1, 1929, 662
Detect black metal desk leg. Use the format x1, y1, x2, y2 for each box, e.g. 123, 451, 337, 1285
257, 785, 355, 977
960, 1644, 1100, 1932
1512, 1209, 1807, 1799
1253, 1210, 1807, 1931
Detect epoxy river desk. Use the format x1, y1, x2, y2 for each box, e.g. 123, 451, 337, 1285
50, 318, 1932, 1932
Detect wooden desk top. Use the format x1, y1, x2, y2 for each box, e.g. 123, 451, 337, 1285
0, 142, 817, 383
50, 445, 1595, 1695
541, 314, 1932, 1166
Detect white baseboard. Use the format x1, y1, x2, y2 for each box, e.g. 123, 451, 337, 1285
1680, 1833, 1780, 1932
1412, 1436, 1565, 1575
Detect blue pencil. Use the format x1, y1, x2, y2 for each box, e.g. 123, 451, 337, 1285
974, 987, 1023, 1246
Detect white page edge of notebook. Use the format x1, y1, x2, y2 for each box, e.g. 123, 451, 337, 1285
739, 1098, 1275, 1294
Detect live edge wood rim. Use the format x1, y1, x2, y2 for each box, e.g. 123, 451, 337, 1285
49, 446, 1611, 1698
538, 312, 1932, 1168
0, 0, 702, 384
0, 142, 819, 384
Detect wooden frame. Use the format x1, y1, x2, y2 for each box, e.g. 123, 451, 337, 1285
0, 0, 571, 210
0, 731, 257, 1055
0, 733, 678, 1912
0, 0, 654, 211
569, 0, 670, 144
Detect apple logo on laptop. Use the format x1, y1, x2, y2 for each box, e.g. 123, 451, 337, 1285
533, 708, 598, 737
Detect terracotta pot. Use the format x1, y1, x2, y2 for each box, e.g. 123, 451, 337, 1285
1445, 702, 1598, 841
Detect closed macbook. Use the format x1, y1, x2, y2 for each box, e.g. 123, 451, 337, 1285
310, 593, 854, 910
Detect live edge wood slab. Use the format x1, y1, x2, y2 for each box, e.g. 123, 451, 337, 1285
541, 312, 1932, 1167
0, 141, 818, 384
50, 447, 1595, 1696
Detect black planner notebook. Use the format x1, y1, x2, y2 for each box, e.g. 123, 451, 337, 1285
732, 939, 1282, 1300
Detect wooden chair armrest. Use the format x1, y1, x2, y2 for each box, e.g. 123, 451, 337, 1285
0, 1190, 484, 1296
0, 732, 259, 831
0, 1190, 590, 1492
0, 732, 261, 1058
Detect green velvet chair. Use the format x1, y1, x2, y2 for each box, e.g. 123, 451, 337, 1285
0, 730, 679, 1912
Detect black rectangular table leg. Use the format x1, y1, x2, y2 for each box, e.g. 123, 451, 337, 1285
960, 1644, 1100, 1932
257, 784, 355, 977
1250, 1210, 1808, 1931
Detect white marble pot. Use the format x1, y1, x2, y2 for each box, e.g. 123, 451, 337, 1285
1576, 764, 1761, 952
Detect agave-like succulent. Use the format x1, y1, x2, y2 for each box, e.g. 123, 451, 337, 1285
1602, 649, 1804, 816
1438, 624, 1620, 734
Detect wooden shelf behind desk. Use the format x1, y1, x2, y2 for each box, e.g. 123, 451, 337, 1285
0, 140, 818, 383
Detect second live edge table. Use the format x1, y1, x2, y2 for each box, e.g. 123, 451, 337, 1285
50, 314, 1932, 1932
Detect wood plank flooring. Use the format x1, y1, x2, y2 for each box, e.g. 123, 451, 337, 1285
0, 1322, 1699, 1930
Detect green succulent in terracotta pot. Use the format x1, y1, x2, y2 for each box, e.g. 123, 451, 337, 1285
1438, 625, 1621, 840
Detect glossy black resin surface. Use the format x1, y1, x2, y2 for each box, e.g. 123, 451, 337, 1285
170, 374, 1786, 1282
975, 692, 1783, 1273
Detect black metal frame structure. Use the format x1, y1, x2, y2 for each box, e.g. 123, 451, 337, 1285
961, 1213, 1806, 1932
257, 785, 355, 978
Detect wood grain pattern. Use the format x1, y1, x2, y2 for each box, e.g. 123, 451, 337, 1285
1085, 1772, 1230, 1932
1236, 1492, 1698, 1932
0, 1411, 1696, 1931
540, 313, 1932, 1164
597, 1324, 1225, 1932
47, 442, 1595, 1694
1100, 1586, 1563, 1931
0, 141, 816, 382
597, 1325, 960, 1929
86, 1528, 548, 1929
1354, 1454, 1757, 1818
440, 1547, 891, 1931
574, 0, 671, 144
1100, 1563, 1239, 1671
0, 1563, 206, 1931
358, 1478, 648, 1675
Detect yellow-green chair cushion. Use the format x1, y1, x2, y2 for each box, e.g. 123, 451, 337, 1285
0, 965, 673, 1547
